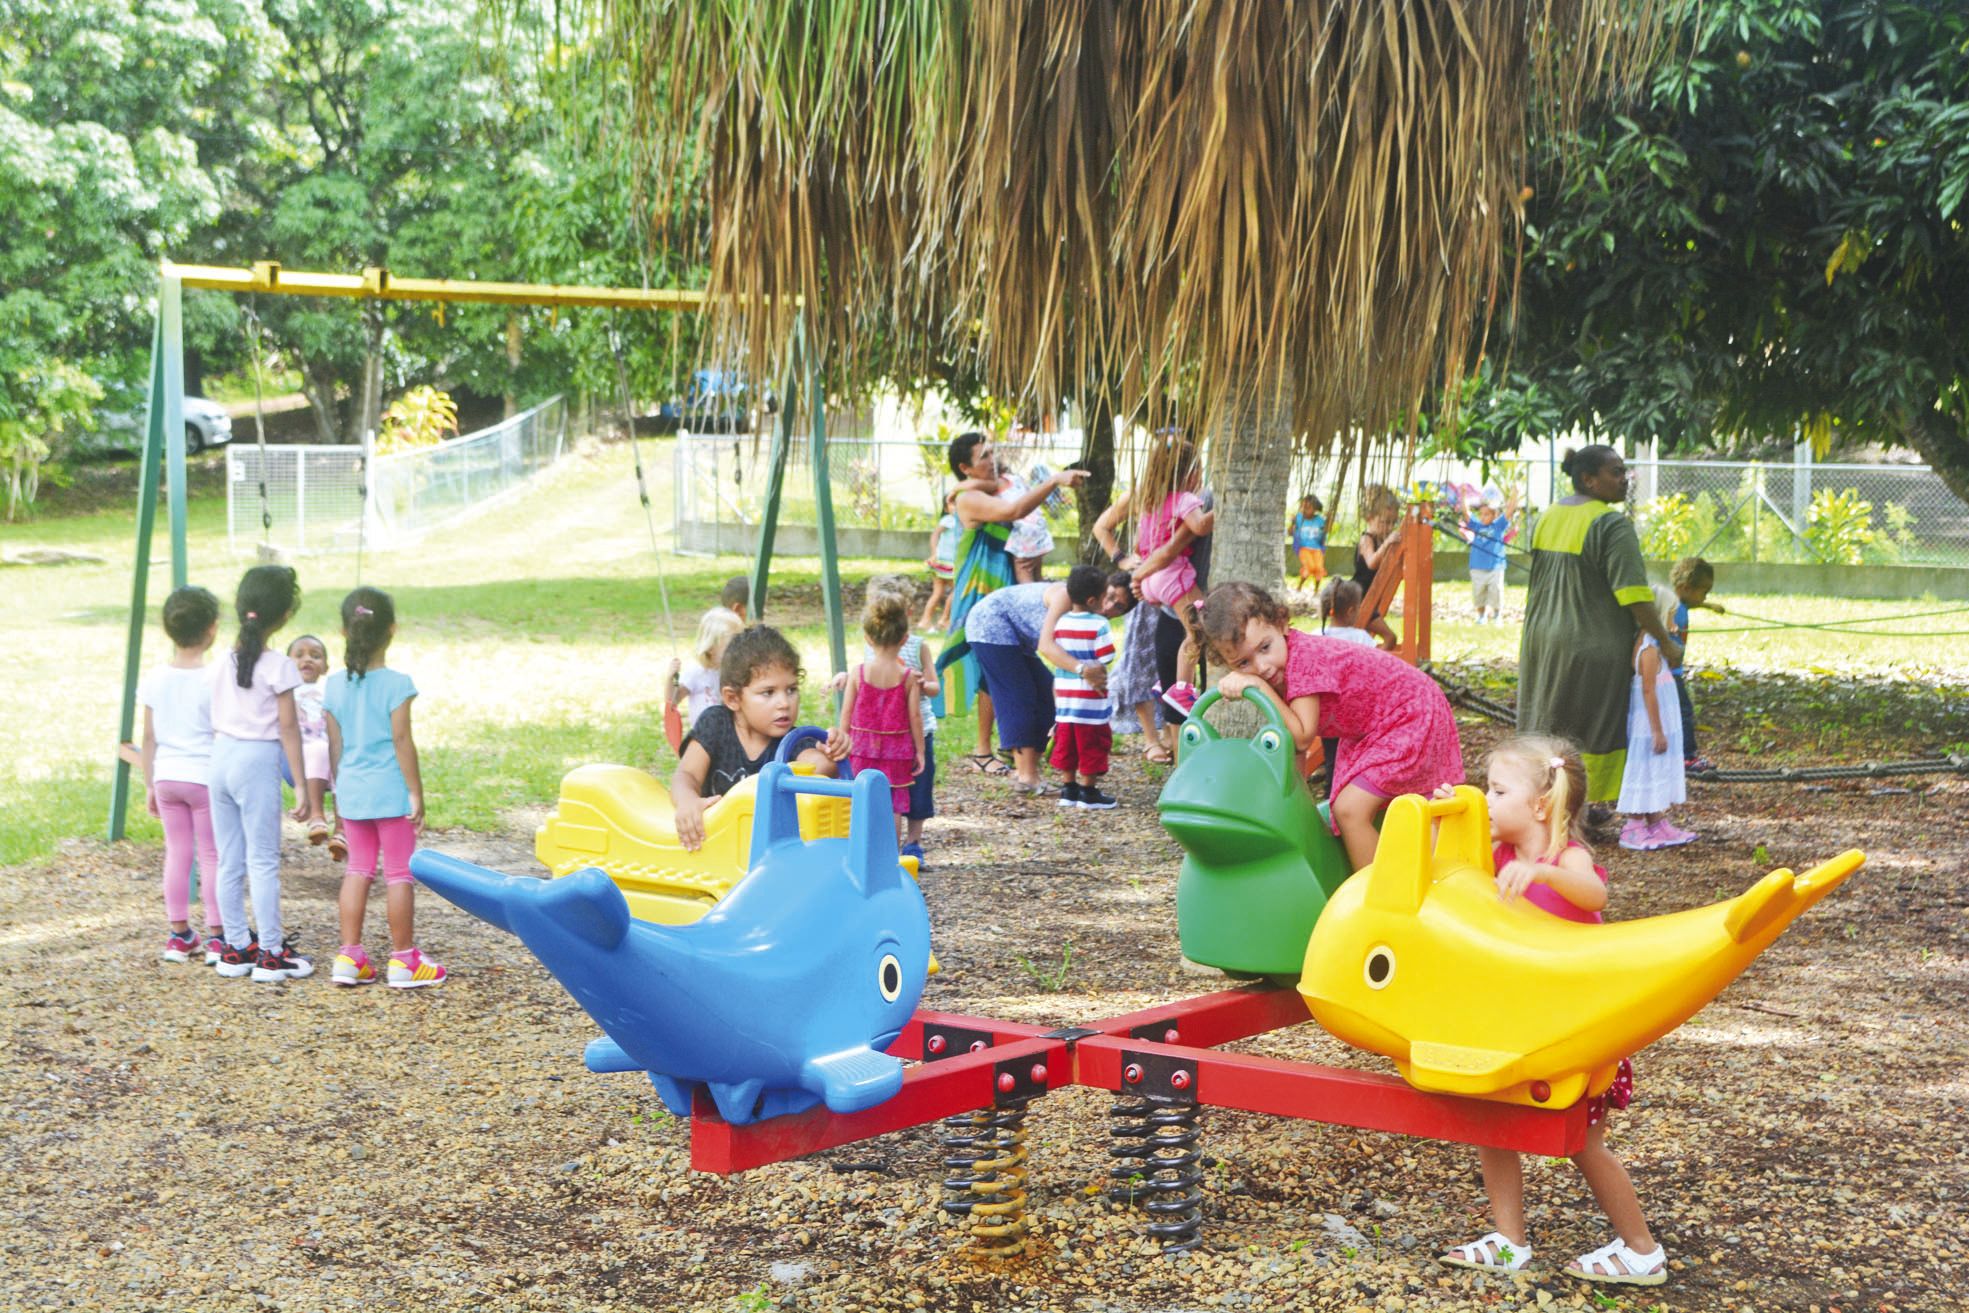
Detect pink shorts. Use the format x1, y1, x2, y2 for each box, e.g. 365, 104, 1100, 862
302, 737, 331, 784
344, 815, 417, 886
1139, 557, 1198, 608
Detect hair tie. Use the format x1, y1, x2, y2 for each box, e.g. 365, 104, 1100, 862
245, 611, 258, 620
1549, 756, 1565, 770
353, 605, 373, 617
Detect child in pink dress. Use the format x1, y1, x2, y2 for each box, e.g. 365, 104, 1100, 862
1197, 582, 1463, 871
838, 595, 925, 842
1435, 736, 1663, 1288
1128, 429, 1214, 714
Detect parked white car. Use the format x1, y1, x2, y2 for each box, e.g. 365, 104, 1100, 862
91, 396, 235, 454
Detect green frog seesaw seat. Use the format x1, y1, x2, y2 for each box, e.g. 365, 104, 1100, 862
1156, 687, 1355, 976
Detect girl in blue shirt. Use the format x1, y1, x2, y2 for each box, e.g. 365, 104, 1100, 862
323, 587, 444, 989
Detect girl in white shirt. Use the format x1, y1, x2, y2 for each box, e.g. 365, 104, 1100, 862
207, 565, 313, 983
139, 586, 222, 964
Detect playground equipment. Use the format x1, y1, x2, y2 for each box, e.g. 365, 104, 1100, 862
1156, 687, 1353, 976
411, 763, 931, 1125
108, 261, 852, 841
1298, 788, 1866, 1108
535, 730, 861, 924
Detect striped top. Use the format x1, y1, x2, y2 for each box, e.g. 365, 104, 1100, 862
1052, 611, 1116, 723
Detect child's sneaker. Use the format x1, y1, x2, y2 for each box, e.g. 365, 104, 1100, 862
900, 841, 926, 868
331, 946, 377, 987
1076, 785, 1119, 811
1161, 682, 1199, 718
213, 939, 258, 978
202, 932, 228, 965
162, 931, 200, 964
250, 946, 315, 982
1057, 782, 1085, 809
1651, 821, 1698, 848
388, 948, 447, 989
1684, 756, 1717, 774
1617, 819, 1658, 851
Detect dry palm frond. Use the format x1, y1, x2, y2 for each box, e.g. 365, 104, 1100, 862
602, 0, 1663, 453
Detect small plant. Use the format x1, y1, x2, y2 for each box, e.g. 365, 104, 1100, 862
1752, 842, 1771, 865
733, 1284, 772, 1312
1015, 939, 1073, 992
375, 385, 459, 454
1636, 492, 1697, 560
1590, 1292, 1620, 1311
1804, 487, 1879, 565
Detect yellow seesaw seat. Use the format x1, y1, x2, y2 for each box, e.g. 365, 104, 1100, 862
535, 763, 919, 926
1298, 786, 1863, 1109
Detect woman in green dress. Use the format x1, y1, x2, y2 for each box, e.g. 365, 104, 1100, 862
1518, 445, 1683, 805
934, 431, 1086, 774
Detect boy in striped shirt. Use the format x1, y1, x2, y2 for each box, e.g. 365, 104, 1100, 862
1050, 565, 1120, 810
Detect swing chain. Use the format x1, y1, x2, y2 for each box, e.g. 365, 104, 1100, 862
242, 300, 274, 536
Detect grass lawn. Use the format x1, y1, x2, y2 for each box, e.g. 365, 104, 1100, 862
2, 438, 1965, 866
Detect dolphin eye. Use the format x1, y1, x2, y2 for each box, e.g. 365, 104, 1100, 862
1363, 945, 1396, 990
878, 953, 902, 1003
1181, 722, 1203, 747
1256, 729, 1282, 752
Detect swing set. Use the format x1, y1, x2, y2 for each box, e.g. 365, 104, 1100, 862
107, 260, 852, 840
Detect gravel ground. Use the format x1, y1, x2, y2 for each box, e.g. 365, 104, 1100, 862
3, 714, 1963, 1312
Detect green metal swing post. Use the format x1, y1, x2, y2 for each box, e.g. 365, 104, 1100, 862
108, 272, 188, 840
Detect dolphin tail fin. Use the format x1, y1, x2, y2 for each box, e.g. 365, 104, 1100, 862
803, 1046, 905, 1113
1724, 849, 1864, 944
648, 1074, 698, 1118
408, 850, 520, 933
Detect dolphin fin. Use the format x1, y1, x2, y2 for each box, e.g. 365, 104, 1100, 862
648, 1073, 698, 1118
583, 1036, 641, 1074
535, 867, 632, 950
1723, 850, 1863, 944
707, 1078, 768, 1124
803, 1046, 905, 1113
407, 850, 519, 932
1406, 1039, 1523, 1091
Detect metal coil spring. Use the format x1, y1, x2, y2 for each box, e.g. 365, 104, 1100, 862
1107, 1097, 1203, 1252
940, 1093, 1034, 1256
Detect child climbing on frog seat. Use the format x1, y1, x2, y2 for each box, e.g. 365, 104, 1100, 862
671, 625, 849, 852
1196, 581, 1464, 872
1436, 735, 1664, 1288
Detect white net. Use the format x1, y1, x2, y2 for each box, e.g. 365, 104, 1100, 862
227, 396, 569, 554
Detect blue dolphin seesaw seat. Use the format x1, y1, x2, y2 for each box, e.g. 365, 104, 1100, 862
409, 762, 933, 1125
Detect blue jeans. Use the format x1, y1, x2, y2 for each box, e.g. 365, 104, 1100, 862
209, 737, 287, 950
1672, 670, 1698, 757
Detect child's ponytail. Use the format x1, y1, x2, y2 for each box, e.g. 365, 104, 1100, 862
233, 565, 300, 687
341, 586, 396, 681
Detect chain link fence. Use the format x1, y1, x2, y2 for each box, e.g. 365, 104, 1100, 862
227, 396, 569, 554
674, 427, 1087, 542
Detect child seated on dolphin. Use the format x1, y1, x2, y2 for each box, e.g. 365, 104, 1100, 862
1195, 582, 1464, 871
1434, 736, 1665, 1288
671, 625, 848, 851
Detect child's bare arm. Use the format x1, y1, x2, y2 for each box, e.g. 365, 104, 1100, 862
907, 681, 925, 773
391, 698, 423, 829
326, 712, 343, 786
1496, 845, 1607, 912
670, 741, 714, 850
276, 691, 310, 821
140, 711, 160, 813
1638, 646, 1666, 749
836, 670, 859, 739
916, 640, 940, 697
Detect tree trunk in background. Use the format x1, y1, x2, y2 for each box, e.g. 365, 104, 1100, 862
356, 309, 386, 445
1073, 392, 1116, 563
504, 312, 522, 419
1206, 381, 1296, 589
299, 358, 342, 443
1901, 406, 1969, 508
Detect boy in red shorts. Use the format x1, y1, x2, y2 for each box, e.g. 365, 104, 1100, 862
1049, 565, 1119, 810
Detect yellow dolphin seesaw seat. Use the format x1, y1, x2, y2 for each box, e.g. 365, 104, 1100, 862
1298, 786, 1863, 1110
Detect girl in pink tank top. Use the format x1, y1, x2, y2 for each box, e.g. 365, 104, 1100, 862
838, 596, 925, 840
1435, 735, 1664, 1289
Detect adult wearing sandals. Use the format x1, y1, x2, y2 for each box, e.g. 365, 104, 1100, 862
963, 577, 1135, 792
1092, 490, 1173, 763
936, 431, 1088, 778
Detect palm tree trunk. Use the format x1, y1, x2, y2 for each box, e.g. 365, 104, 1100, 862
1205, 381, 1296, 588
1073, 392, 1117, 563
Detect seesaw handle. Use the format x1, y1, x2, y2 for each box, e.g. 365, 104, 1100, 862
768, 770, 858, 800
774, 725, 831, 763
1185, 684, 1293, 739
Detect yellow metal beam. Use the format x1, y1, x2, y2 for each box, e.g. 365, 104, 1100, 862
163, 261, 706, 312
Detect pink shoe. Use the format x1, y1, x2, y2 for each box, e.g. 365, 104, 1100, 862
388, 948, 447, 989
1618, 819, 1658, 851
1651, 820, 1698, 848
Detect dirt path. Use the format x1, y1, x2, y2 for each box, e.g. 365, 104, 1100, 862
3, 706, 1962, 1312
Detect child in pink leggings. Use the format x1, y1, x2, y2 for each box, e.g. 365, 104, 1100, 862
322, 586, 444, 989
140, 585, 223, 962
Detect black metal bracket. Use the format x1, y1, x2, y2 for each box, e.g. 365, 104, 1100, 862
1128, 1019, 1187, 1045
1043, 1025, 1102, 1045
1118, 1047, 1199, 1107
992, 1053, 1052, 1104
920, 1022, 998, 1063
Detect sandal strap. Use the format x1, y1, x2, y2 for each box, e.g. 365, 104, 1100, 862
1450, 1232, 1531, 1268
1578, 1237, 1664, 1275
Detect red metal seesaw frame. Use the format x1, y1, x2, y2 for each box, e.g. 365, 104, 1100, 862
690, 983, 1586, 1173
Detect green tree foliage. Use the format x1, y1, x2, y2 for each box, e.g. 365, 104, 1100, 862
1470, 0, 1969, 502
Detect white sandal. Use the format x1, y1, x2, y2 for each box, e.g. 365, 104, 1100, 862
1438, 1232, 1532, 1272
1566, 1237, 1667, 1286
